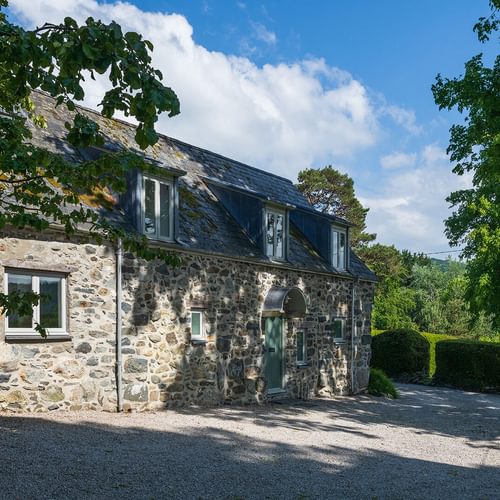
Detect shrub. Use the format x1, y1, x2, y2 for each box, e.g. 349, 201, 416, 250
371, 328, 430, 377
368, 368, 399, 398
434, 340, 500, 391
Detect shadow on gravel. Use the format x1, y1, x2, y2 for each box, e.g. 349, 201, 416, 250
173, 383, 500, 448
0, 414, 498, 499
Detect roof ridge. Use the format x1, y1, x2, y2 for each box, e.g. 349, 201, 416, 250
32, 89, 298, 187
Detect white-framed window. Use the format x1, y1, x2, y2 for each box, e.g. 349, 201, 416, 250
190, 309, 205, 340
296, 330, 307, 364
142, 175, 174, 241
265, 208, 286, 259
331, 226, 347, 270
333, 318, 345, 342
4, 270, 67, 338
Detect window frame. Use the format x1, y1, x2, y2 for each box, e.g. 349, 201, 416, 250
141, 174, 175, 242
296, 330, 307, 365
264, 207, 287, 260
4, 269, 67, 338
332, 317, 346, 343
331, 225, 347, 271
190, 309, 205, 341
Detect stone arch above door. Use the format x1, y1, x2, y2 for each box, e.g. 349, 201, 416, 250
262, 286, 307, 318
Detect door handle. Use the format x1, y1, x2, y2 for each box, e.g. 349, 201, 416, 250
267, 347, 276, 353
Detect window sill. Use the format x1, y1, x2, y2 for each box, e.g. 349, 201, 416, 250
5, 333, 72, 343
295, 362, 310, 368
333, 340, 347, 344
144, 234, 175, 244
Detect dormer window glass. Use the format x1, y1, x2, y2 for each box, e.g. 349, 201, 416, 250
265, 208, 286, 259
142, 175, 174, 240
332, 226, 347, 270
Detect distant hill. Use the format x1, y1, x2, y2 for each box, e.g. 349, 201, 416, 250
431, 257, 466, 272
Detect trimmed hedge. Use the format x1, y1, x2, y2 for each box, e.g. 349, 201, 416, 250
434, 340, 500, 391
371, 328, 430, 377
421, 332, 455, 376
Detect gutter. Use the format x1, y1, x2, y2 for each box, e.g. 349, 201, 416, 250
115, 238, 123, 412
351, 278, 359, 394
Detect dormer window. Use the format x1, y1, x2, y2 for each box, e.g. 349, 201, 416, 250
331, 226, 347, 270
142, 175, 174, 241
265, 208, 286, 260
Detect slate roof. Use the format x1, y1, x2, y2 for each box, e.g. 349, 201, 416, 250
27, 91, 377, 282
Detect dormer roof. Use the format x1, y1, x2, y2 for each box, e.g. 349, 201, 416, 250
26, 91, 377, 282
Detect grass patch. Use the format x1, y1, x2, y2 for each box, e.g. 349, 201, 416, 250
368, 368, 399, 398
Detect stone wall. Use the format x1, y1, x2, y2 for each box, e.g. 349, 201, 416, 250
0, 232, 375, 412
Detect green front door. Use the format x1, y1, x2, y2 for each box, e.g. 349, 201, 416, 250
265, 317, 283, 391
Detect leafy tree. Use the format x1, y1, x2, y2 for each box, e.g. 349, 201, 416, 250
432, 0, 500, 329
357, 244, 416, 329
0, 1, 181, 335
371, 285, 416, 331
296, 166, 376, 248
411, 264, 449, 334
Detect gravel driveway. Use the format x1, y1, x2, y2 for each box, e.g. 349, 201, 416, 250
1, 383, 499, 499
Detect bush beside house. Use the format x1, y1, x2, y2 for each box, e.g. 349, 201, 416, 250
368, 368, 399, 398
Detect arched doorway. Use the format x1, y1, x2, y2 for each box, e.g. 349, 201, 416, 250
262, 287, 307, 392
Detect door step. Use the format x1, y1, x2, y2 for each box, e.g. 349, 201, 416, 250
266, 389, 288, 401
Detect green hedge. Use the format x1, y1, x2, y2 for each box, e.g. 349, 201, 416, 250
371, 328, 430, 377
421, 332, 455, 376
434, 340, 500, 391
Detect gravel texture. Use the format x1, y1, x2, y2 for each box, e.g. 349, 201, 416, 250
1, 383, 499, 499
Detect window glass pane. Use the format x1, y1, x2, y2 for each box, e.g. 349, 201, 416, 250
296, 331, 304, 362
266, 212, 275, 256
332, 230, 339, 267
144, 178, 156, 235
333, 319, 344, 339
275, 214, 284, 258
7, 274, 32, 328
40, 277, 62, 329
159, 182, 171, 238
339, 232, 346, 269
191, 311, 202, 337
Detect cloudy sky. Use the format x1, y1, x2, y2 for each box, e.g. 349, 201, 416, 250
8, 0, 495, 254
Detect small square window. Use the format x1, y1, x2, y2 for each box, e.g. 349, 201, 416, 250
296, 331, 306, 364
142, 175, 174, 241
190, 310, 204, 340
4, 270, 67, 338
333, 318, 345, 342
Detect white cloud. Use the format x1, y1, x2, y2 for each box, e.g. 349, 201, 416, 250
380, 104, 422, 135
380, 151, 417, 169
251, 22, 277, 45
10, 0, 379, 180
361, 144, 471, 253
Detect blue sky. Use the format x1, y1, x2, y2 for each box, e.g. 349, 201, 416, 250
9, 0, 496, 255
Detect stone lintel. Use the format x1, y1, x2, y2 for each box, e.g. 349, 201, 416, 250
2, 260, 78, 274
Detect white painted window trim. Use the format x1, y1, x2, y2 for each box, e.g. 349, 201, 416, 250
333, 317, 346, 343
141, 174, 175, 242
190, 309, 205, 340
331, 225, 347, 271
264, 207, 287, 260
296, 330, 307, 365
4, 270, 67, 338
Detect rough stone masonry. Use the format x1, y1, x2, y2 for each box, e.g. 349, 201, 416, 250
0, 230, 374, 412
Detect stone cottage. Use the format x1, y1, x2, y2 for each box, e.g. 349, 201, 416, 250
0, 92, 376, 412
